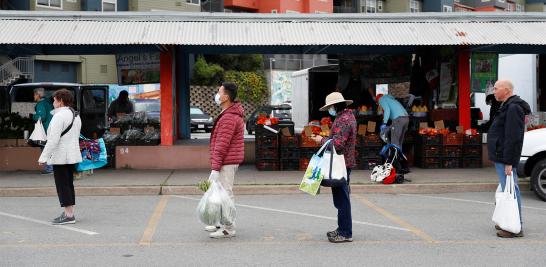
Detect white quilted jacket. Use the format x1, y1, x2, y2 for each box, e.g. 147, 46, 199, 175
38, 107, 83, 165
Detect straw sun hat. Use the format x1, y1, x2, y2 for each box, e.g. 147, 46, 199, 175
319, 92, 353, 111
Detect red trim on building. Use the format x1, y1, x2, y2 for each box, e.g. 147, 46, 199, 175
458, 48, 471, 130
160, 48, 174, 146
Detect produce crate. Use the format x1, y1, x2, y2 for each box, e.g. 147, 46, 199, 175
363, 134, 383, 147
280, 148, 299, 160
280, 160, 300, 171
462, 158, 482, 168
416, 134, 443, 145
255, 125, 280, 138
415, 145, 443, 158
300, 134, 321, 148
256, 159, 280, 171
358, 158, 381, 170
255, 135, 279, 148
443, 145, 462, 158
442, 158, 461, 169
416, 157, 441, 169
462, 145, 482, 157
299, 148, 316, 159
359, 147, 382, 159
463, 134, 482, 145
299, 158, 311, 171
255, 148, 279, 159
443, 133, 464, 146
280, 135, 298, 148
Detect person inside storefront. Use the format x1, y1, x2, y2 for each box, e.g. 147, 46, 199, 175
482, 94, 502, 133
311, 92, 356, 243
33, 87, 54, 175
376, 94, 409, 148
107, 90, 134, 122
337, 63, 375, 109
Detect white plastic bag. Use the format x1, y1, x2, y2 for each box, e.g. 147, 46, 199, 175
320, 141, 348, 187
492, 175, 521, 234
196, 180, 236, 226
28, 119, 47, 146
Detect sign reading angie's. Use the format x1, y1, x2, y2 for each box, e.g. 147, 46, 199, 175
116, 53, 160, 85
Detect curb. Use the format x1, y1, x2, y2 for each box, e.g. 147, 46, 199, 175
0, 182, 530, 197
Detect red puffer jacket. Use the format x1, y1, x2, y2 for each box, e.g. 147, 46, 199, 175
210, 102, 245, 171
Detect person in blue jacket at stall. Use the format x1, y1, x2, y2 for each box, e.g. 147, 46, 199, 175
376, 94, 409, 148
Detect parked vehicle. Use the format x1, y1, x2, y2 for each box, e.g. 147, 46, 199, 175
9, 83, 108, 139
517, 128, 546, 201
190, 106, 213, 133
246, 104, 292, 135
133, 98, 160, 120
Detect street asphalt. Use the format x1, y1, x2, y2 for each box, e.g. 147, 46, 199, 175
1, 191, 545, 266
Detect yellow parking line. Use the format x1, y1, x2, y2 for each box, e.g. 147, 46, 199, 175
139, 195, 169, 246
355, 194, 437, 244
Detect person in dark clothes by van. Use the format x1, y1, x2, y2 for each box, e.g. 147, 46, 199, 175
107, 90, 134, 122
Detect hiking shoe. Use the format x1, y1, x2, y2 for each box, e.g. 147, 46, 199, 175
328, 235, 353, 243
497, 229, 524, 238
204, 225, 221, 232
209, 229, 235, 239
52, 213, 75, 225
326, 228, 339, 238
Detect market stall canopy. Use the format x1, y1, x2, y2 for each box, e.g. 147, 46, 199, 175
2, 11, 546, 47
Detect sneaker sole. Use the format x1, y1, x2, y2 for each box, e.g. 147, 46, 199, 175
52, 220, 76, 225
209, 234, 235, 239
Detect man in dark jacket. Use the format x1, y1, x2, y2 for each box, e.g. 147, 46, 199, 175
487, 80, 531, 238
107, 90, 134, 122
206, 82, 245, 239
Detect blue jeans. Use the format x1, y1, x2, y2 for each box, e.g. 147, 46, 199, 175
494, 162, 523, 226
331, 168, 352, 238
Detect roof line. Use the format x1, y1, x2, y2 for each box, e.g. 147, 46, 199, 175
2, 11, 546, 23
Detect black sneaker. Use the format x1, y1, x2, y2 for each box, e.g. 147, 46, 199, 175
326, 228, 339, 238
328, 235, 353, 243
41, 171, 53, 175
52, 213, 75, 225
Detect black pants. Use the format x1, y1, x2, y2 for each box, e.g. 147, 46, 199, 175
53, 164, 76, 207
331, 168, 352, 238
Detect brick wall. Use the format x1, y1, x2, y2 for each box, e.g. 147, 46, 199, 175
190, 85, 260, 121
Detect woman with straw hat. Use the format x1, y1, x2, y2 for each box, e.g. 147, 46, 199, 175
312, 92, 357, 243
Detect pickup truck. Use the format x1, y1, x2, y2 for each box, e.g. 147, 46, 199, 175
517, 128, 546, 201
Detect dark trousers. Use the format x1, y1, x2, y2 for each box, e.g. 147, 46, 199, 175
331, 168, 352, 238
53, 164, 76, 207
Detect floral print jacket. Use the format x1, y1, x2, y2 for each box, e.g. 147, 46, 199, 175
321, 109, 357, 168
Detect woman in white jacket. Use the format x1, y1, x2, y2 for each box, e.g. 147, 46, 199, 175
38, 89, 82, 225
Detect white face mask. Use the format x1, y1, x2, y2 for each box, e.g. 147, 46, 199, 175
214, 93, 222, 106
328, 106, 336, 117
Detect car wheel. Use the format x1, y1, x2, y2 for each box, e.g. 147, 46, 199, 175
531, 158, 546, 201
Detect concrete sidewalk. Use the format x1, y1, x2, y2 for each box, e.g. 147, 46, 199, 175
0, 165, 529, 197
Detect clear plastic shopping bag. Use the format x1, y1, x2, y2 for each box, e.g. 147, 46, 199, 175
196, 180, 236, 226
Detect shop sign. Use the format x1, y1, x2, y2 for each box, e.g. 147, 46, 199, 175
116, 53, 160, 85
471, 53, 498, 93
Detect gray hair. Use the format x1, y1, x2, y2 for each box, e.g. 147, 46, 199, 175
33, 88, 45, 97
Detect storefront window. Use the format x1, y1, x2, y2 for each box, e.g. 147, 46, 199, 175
410, 0, 421, 13
102, 0, 117, 12
36, 0, 62, 9
361, 0, 377, 13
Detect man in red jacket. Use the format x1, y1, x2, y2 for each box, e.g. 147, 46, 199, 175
207, 82, 245, 238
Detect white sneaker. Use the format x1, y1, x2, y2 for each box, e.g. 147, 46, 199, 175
204, 225, 220, 232
209, 229, 236, 239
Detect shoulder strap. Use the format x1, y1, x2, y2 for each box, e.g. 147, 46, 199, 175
61, 108, 77, 137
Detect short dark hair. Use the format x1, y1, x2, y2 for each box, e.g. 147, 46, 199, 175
119, 90, 129, 97
53, 89, 75, 108
222, 82, 237, 102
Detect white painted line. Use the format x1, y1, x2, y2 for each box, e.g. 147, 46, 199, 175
0, 211, 99, 236
173, 195, 409, 232
400, 194, 546, 212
